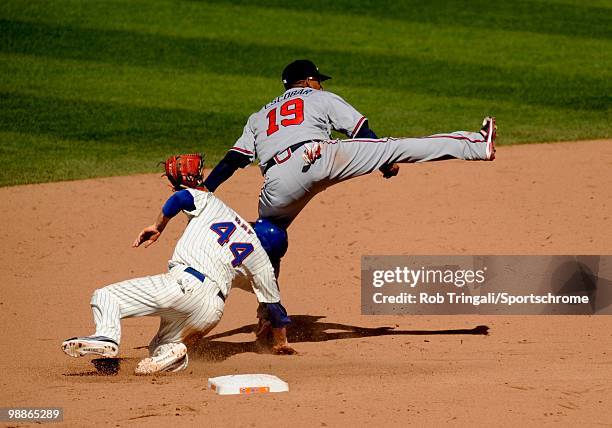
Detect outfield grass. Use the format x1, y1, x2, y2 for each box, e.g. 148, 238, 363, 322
1, 0, 610, 186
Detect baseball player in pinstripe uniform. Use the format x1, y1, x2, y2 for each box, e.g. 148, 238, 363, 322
62, 154, 295, 375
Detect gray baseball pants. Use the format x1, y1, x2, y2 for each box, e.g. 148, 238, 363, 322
258, 131, 489, 228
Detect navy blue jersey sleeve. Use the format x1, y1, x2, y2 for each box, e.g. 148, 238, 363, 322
354, 120, 379, 139
265, 302, 291, 328
162, 189, 196, 217
203, 150, 251, 192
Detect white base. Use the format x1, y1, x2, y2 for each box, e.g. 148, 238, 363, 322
208, 374, 289, 395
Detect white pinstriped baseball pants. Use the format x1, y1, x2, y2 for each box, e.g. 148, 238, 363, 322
90, 265, 224, 355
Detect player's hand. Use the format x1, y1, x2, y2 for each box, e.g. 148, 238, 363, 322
302, 142, 322, 165
133, 225, 162, 248
271, 344, 297, 355
270, 327, 296, 355
380, 163, 400, 179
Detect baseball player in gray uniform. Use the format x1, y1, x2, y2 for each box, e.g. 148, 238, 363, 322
62, 154, 295, 375
203, 59, 496, 234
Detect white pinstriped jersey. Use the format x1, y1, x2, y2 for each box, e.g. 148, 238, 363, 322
232, 89, 366, 164
168, 189, 280, 304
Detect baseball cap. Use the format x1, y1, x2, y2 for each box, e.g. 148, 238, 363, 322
282, 60, 331, 88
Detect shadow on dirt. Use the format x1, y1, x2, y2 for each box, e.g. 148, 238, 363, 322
63, 316, 489, 373
63, 357, 124, 377
189, 315, 489, 362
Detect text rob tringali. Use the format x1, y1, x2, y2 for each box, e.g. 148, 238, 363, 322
372, 292, 589, 306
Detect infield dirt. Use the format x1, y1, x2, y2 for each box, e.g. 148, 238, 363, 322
1, 140, 611, 426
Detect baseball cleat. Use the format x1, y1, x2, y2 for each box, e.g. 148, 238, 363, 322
62, 336, 119, 358
135, 343, 188, 375
163, 354, 188, 373
480, 116, 497, 161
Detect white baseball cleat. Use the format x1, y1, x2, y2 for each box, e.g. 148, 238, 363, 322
163, 353, 188, 372
480, 116, 497, 161
135, 343, 188, 375
62, 336, 119, 358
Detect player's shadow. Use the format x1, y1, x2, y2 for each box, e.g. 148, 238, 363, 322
188, 315, 489, 362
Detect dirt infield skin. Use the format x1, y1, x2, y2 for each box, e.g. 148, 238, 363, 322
1, 140, 611, 427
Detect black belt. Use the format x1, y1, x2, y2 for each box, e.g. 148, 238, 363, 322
262, 140, 312, 175
184, 267, 225, 302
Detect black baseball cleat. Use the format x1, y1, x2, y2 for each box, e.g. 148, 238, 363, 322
62, 336, 119, 358
480, 116, 497, 161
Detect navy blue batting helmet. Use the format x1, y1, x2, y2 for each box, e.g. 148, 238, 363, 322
252, 218, 289, 261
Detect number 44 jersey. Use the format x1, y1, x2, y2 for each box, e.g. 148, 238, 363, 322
231, 88, 366, 165
169, 189, 280, 303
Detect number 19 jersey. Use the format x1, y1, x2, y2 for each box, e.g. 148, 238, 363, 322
231, 88, 366, 165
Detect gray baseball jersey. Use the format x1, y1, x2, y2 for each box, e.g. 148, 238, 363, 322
89, 189, 280, 355
232, 88, 366, 164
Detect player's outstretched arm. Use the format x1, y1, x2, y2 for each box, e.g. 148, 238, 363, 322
132, 189, 196, 248
132, 212, 170, 248
203, 150, 251, 192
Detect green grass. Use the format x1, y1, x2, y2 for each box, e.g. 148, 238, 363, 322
1, 0, 610, 186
